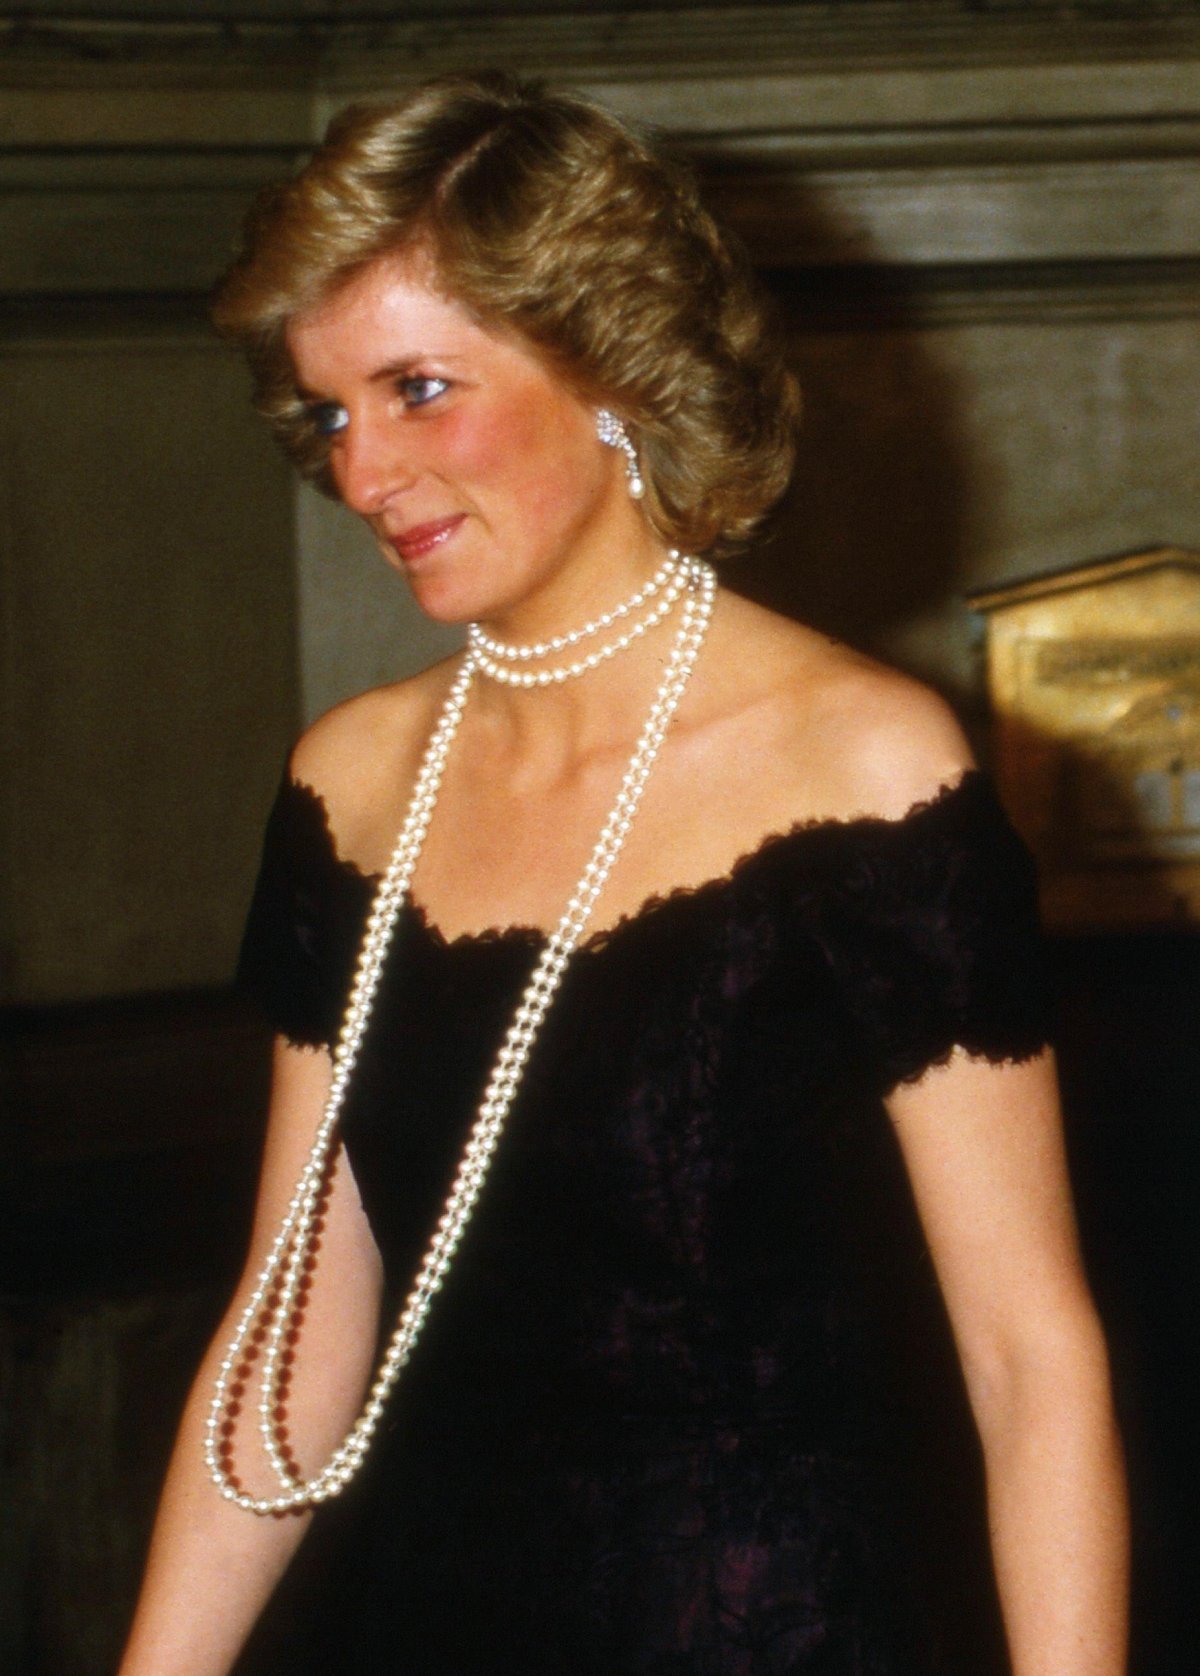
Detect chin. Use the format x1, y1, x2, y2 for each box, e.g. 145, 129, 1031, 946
400, 569, 486, 628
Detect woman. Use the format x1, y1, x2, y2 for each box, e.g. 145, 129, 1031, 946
120, 72, 1127, 1676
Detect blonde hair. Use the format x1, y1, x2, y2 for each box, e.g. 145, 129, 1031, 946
213, 71, 799, 557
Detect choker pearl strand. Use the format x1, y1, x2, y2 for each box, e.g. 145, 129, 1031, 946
467, 550, 682, 671
205, 556, 716, 1514
469, 551, 681, 658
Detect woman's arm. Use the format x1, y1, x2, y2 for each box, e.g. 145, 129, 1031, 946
118, 1037, 384, 1676
888, 1047, 1128, 1676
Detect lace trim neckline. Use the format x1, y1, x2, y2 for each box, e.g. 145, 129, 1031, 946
288, 768, 987, 960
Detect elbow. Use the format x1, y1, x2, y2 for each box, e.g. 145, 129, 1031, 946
959, 1295, 1119, 1455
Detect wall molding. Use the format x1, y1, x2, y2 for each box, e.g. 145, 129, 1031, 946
4, 4, 1200, 84
773, 258, 1200, 330
3, 5, 1199, 300
4, 3, 1200, 132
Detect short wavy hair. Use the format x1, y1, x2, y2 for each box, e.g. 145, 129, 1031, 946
212, 71, 799, 558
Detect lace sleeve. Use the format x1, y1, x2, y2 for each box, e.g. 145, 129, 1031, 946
236, 775, 372, 1050
816, 773, 1052, 1096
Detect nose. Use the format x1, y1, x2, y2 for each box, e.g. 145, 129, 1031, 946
332, 410, 416, 518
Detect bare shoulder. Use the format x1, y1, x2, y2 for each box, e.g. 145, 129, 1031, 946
288, 655, 461, 861
711, 591, 975, 823
805, 647, 975, 820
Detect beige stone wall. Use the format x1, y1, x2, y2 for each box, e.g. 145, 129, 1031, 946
3, 3, 1199, 1001
0, 317, 297, 1003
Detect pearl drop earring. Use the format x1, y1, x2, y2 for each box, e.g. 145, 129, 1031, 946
596, 408, 645, 501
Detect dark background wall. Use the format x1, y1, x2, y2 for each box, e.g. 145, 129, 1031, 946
2, 4, 1199, 1670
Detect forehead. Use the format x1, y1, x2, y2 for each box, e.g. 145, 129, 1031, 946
287, 252, 522, 385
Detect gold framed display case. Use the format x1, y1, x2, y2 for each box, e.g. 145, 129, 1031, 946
969, 548, 1200, 931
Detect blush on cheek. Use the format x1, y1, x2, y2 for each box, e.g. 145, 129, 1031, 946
449, 390, 543, 466
451, 394, 601, 518
438, 402, 534, 500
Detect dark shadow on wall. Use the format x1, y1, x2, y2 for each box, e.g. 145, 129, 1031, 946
688, 161, 981, 726
740, 268, 971, 666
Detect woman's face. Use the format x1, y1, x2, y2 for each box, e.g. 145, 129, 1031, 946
286, 253, 650, 630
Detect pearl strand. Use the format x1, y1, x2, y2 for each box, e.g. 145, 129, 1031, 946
205, 558, 716, 1514
467, 563, 688, 686
468, 550, 681, 664
465, 546, 673, 656
204, 662, 473, 1509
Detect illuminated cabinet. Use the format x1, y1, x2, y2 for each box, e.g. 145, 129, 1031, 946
970, 548, 1200, 929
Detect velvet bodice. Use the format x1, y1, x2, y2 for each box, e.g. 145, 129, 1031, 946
236, 769, 1049, 1675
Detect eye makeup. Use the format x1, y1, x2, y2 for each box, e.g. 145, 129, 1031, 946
309, 401, 349, 437
398, 375, 449, 408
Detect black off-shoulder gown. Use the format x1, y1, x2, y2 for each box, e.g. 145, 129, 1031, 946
236, 770, 1049, 1675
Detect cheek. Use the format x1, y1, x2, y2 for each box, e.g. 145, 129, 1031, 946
445, 399, 600, 520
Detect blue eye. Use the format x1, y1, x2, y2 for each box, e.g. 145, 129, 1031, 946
309, 401, 348, 437
400, 376, 448, 408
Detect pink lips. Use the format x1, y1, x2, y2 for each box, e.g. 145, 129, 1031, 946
389, 515, 465, 563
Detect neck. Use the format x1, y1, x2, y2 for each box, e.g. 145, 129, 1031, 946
466, 554, 712, 763
469, 601, 685, 754
475, 517, 673, 648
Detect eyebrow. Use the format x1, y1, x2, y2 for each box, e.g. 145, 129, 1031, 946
296, 356, 463, 403
369, 357, 428, 385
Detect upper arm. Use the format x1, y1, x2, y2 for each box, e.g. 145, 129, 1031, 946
813, 667, 1094, 1390
241, 686, 397, 1308
886, 1049, 1100, 1403
226, 705, 398, 1491
244, 1038, 380, 1291
228, 1038, 384, 1484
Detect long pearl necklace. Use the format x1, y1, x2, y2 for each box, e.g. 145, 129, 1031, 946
206, 556, 716, 1514
466, 551, 686, 685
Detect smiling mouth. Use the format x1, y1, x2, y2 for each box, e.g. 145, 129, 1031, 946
389, 515, 465, 562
